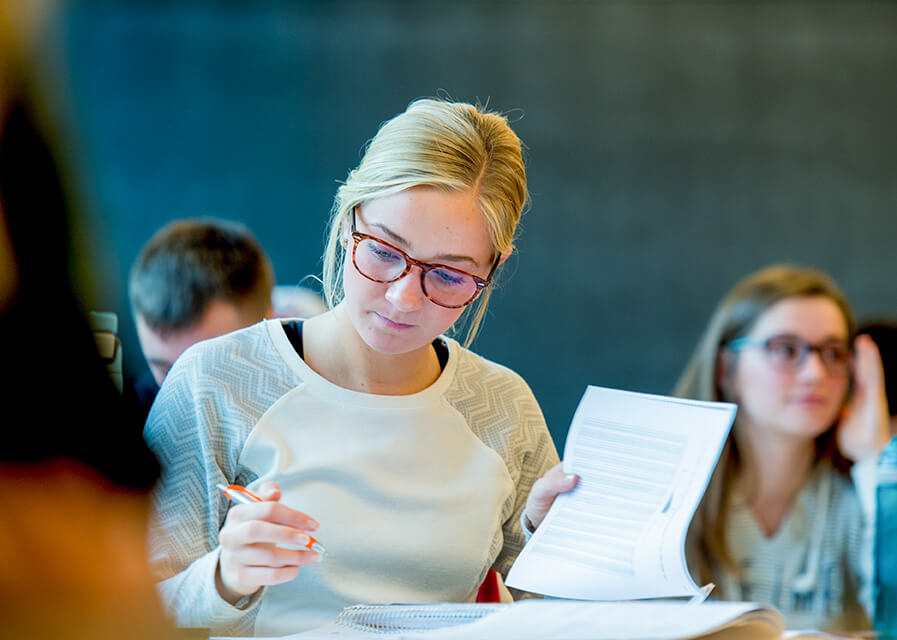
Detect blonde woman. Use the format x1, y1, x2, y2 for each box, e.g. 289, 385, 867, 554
144, 99, 559, 636
527, 264, 889, 632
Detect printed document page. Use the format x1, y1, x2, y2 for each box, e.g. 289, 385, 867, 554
506, 386, 736, 600
410, 600, 783, 640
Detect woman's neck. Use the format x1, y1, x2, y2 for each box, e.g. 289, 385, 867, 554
734, 422, 816, 536
301, 306, 442, 396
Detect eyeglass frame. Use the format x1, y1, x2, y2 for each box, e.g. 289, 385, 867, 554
726, 333, 854, 376
348, 205, 500, 309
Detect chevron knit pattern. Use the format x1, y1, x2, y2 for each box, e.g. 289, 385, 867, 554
443, 348, 559, 580
146, 323, 300, 635
145, 320, 558, 635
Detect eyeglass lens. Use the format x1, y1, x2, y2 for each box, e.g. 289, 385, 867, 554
354, 236, 479, 308
762, 335, 851, 373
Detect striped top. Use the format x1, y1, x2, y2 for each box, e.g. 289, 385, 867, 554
708, 459, 877, 632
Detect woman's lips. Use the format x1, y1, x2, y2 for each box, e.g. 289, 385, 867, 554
375, 312, 414, 330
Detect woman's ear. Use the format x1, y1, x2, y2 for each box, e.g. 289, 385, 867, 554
496, 249, 513, 268
716, 348, 734, 401
339, 213, 351, 249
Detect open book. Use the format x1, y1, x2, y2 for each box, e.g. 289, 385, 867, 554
273, 600, 851, 639
506, 385, 736, 600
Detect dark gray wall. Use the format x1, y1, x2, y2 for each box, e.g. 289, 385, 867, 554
59, 1, 897, 450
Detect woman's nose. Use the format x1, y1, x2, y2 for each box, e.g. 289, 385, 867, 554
384, 269, 425, 311
797, 349, 828, 380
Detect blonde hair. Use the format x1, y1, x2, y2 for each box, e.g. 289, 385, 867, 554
321, 98, 528, 346
673, 264, 855, 590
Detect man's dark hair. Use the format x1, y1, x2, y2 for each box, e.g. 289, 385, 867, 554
858, 322, 897, 417
129, 218, 275, 334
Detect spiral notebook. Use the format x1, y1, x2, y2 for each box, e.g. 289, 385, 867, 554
334, 603, 503, 633
256, 600, 853, 639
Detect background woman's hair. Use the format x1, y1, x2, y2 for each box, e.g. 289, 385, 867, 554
321, 98, 528, 347
673, 264, 854, 589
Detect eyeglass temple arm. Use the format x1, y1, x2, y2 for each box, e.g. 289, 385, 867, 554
484, 252, 501, 283
727, 337, 752, 350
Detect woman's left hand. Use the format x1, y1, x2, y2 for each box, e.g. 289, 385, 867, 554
837, 334, 890, 462
524, 462, 578, 531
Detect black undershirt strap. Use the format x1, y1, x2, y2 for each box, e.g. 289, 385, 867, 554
282, 320, 449, 371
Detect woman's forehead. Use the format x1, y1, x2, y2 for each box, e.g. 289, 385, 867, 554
749, 296, 849, 339
359, 188, 493, 264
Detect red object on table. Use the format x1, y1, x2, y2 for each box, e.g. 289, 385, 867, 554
476, 569, 502, 603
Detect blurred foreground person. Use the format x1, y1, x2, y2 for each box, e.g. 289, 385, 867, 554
0, 11, 181, 638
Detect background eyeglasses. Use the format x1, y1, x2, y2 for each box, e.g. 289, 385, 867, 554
350, 208, 498, 309
727, 334, 852, 376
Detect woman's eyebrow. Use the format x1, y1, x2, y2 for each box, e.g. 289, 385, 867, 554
370, 222, 481, 267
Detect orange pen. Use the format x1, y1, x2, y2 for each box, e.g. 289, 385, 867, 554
217, 483, 326, 554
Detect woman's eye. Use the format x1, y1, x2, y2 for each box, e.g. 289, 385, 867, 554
431, 269, 466, 287
368, 243, 401, 262
821, 345, 848, 364
768, 341, 800, 361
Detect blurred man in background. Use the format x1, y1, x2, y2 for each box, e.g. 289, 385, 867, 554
127, 218, 276, 420
128, 217, 328, 423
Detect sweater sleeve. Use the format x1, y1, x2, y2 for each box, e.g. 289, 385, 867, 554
441, 346, 560, 600
849, 457, 879, 620
143, 325, 297, 635
493, 388, 559, 583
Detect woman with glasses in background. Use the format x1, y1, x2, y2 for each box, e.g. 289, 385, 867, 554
524, 264, 890, 633
672, 264, 889, 632
144, 98, 558, 637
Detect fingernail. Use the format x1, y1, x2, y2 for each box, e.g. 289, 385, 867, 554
309, 553, 323, 563
295, 533, 310, 546
565, 474, 577, 483
308, 519, 320, 530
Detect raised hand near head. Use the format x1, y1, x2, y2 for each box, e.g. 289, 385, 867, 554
838, 334, 890, 462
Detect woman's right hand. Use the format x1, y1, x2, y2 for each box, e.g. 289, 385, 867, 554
838, 334, 890, 462
524, 462, 578, 531
216, 482, 322, 605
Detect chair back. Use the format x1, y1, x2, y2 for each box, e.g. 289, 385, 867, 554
88, 311, 123, 393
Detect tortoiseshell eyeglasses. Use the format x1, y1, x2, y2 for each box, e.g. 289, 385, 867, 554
349, 206, 499, 309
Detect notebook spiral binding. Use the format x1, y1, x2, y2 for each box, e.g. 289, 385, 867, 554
335, 603, 505, 634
